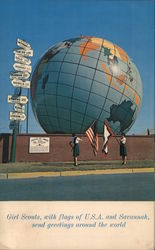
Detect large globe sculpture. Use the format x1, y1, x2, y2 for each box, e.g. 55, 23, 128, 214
31, 36, 143, 135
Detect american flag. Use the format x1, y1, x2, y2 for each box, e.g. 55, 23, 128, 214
85, 121, 98, 156
102, 120, 114, 155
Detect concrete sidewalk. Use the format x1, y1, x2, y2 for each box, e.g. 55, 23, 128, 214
0, 160, 154, 179
0, 167, 154, 179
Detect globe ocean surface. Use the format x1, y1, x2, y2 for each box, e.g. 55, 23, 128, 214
31, 36, 143, 134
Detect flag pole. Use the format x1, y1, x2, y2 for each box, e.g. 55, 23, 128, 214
113, 134, 120, 145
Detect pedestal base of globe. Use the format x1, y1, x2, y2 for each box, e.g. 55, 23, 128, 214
31, 36, 142, 135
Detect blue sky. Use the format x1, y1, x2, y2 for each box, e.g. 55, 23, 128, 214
0, 0, 154, 134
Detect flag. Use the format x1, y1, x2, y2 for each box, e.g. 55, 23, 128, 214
102, 120, 114, 155
85, 121, 98, 156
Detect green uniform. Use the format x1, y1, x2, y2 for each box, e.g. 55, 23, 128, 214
73, 143, 80, 157
120, 142, 127, 156
73, 136, 80, 157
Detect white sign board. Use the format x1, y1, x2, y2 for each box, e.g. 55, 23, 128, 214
8, 95, 28, 104
10, 112, 26, 121
11, 79, 30, 88
13, 63, 32, 73
10, 71, 30, 80
14, 54, 31, 65
13, 48, 33, 57
14, 103, 25, 113
29, 137, 50, 153
17, 38, 31, 50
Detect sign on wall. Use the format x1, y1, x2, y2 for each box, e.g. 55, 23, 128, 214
29, 137, 50, 153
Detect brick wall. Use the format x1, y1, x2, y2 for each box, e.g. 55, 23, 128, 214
0, 133, 154, 163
